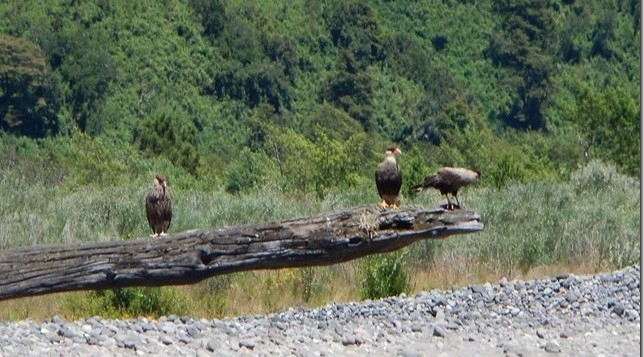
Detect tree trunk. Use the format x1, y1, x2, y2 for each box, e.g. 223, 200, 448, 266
0, 205, 483, 301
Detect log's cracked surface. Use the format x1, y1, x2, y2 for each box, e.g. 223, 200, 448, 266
0, 205, 483, 301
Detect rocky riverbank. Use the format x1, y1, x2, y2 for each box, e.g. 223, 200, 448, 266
0, 265, 639, 356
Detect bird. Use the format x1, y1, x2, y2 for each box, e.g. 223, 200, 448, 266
375, 147, 402, 209
145, 174, 172, 237
412, 167, 481, 210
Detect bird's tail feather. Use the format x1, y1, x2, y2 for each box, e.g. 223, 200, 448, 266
411, 184, 424, 193
412, 175, 437, 193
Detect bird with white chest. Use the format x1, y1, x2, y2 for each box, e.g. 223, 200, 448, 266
375, 147, 403, 209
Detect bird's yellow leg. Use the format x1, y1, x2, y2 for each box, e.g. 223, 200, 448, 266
391, 202, 399, 209
378, 199, 388, 207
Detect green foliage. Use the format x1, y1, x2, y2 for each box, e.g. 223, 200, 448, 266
325, 49, 375, 131
137, 105, 200, 174
46, 26, 117, 133
189, 0, 226, 38
460, 160, 640, 274
0, 34, 60, 136
44, 129, 135, 186
360, 250, 411, 300
301, 102, 364, 142
486, 152, 531, 188
487, 0, 557, 130
573, 84, 639, 176
328, 0, 385, 67
0, 0, 638, 186
323, 0, 386, 131
400, 146, 429, 197
196, 275, 231, 316
297, 267, 316, 303
259, 125, 363, 199
225, 147, 277, 194
570, 159, 620, 194
65, 287, 186, 319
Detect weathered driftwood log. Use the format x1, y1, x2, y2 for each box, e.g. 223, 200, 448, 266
0, 205, 483, 301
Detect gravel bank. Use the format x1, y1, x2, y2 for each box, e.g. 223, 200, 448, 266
0, 265, 639, 356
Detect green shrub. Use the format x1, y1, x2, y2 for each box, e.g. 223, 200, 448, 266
225, 147, 279, 194
197, 275, 232, 317
293, 267, 331, 304
360, 250, 411, 300
65, 287, 186, 319
570, 159, 617, 193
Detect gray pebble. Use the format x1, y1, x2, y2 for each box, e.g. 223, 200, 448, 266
612, 303, 625, 316
187, 326, 203, 338
544, 341, 561, 353
239, 339, 256, 350
196, 349, 212, 357
205, 340, 219, 352
565, 292, 578, 303
0, 266, 638, 356
141, 323, 156, 332
433, 325, 446, 338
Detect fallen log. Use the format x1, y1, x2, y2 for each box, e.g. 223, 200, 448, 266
0, 205, 483, 301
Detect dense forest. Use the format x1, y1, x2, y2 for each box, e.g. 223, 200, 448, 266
0, 0, 639, 195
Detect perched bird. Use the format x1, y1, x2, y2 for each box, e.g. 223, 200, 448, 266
375, 147, 402, 209
145, 174, 172, 237
412, 167, 481, 209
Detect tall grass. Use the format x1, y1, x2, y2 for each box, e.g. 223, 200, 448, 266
420, 159, 640, 275
0, 160, 639, 319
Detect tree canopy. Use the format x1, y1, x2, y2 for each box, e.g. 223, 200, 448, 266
0, 0, 639, 192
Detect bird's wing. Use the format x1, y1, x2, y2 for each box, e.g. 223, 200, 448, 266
437, 168, 462, 185
145, 191, 157, 229
161, 196, 172, 224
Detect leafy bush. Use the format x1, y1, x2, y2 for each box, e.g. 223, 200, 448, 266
65, 287, 186, 319
570, 159, 617, 193
459, 160, 640, 274
360, 250, 411, 300
0, 34, 61, 136
136, 105, 200, 174
196, 275, 232, 317
573, 84, 639, 176
225, 147, 278, 193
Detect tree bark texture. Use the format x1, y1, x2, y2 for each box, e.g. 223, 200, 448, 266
0, 205, 483, 301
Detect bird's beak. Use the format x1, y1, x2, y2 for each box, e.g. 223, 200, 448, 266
162, 181, 167, 188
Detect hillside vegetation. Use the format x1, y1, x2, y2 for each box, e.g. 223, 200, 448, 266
0, 0, 639, 319
0, 0, 639, 189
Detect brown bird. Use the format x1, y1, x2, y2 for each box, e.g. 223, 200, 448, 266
145, 174, 172, 237
412, 167, 481, 209
375, 147, 402, 209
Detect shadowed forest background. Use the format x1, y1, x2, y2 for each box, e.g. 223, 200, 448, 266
0, 0, 639, 319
